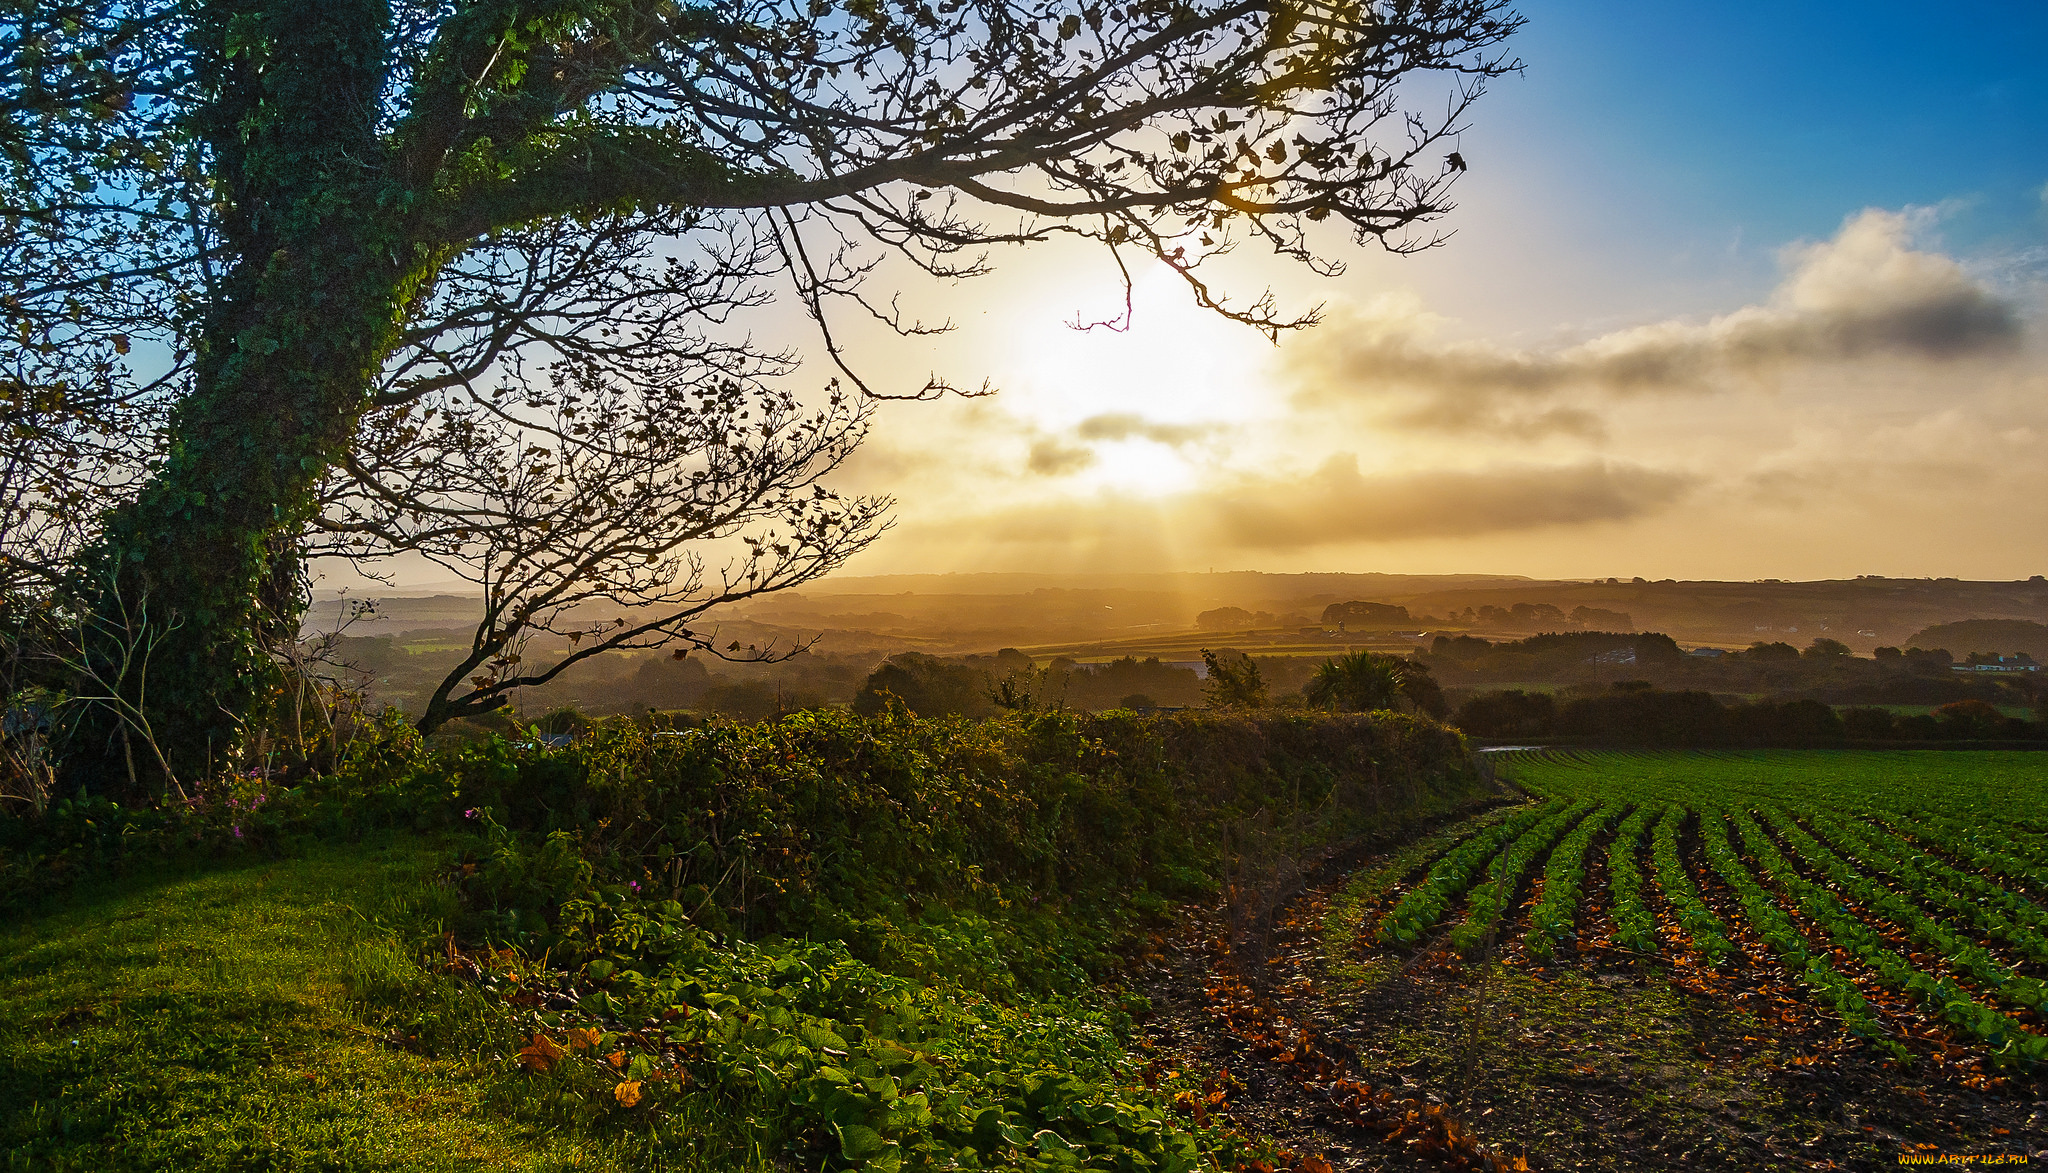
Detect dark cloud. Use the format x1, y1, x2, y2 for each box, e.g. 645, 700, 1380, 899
1023, 412, 1216, 476
1289, 209, 2026, 435
963, 457, 1694, 550
1027, 437, 1095, 475
1203, 457, 1696, 547
1074, 413, 1217, 445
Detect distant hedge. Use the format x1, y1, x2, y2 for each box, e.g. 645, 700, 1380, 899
1456, 687, 2044, 746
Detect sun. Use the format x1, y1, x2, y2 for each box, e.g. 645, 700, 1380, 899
993, 266, 1276, 494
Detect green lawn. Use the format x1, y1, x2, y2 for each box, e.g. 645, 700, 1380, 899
0, 838, 644, 1172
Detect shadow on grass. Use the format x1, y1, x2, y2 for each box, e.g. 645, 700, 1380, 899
0, 836, 725, 1171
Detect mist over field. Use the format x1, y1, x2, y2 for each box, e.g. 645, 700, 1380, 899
307, 571, 2048, 726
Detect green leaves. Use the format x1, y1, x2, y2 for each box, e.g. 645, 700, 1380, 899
1377, 801, 1560, 947
835, 1122, 890, 1160
1604, 804, 1659, 955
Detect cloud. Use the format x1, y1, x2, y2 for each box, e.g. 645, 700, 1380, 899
1202, 457, 1696, 547
1073, 413, 1217, 446
1023, 412, 1218, 476
947, 456, 1695, 553
1027, 437, 1095, 475
1288, 208, 2026, 434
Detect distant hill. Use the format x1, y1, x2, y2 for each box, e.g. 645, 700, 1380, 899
1904, 619, 2048, 658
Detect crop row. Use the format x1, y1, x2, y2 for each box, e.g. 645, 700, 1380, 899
1447, 800, 1599, 955
1690, 806, 1900, 1054
1890, 814, 2048, 894
1375, 801, 1564, 946
1725, 807, 2046, 1067
1648, 805, 1732, 964
1525, 804, 1626, 958
1506, 750, 2048, 836
1602, 805, 1658, 955
1808, 813, 2048, 967
1756, 807, 2047, 1015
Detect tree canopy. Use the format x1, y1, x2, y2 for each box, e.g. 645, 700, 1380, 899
1, 0, 1522, 792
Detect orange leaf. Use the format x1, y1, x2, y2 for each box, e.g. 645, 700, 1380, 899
613, 1080, 642, 1107
517, 1033, 565, 1072
606, 1050, 627, 1070
565, 1027, 602, 1053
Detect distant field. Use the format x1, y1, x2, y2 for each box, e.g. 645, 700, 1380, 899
1862, 703, 2035, 719
1509, 748, 2048, 822
1341, 750, 2048, 1068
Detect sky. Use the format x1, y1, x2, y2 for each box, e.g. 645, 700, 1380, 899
810, 0, 2048, 583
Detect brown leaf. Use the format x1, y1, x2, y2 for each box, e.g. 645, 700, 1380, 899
517, 1033, 565, 1072
565, 1027, 602, 1053
606, 1050, 627, 1071
613, 1080, 642, 1107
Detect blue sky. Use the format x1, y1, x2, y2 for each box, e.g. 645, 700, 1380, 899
1432, 0, 2048, 327
1513, 1, 2048, 230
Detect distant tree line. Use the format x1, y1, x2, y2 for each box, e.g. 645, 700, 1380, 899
1426, 631, 2042, 713
1455, 685, 2044, 745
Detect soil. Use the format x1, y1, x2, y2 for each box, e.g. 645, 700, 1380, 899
1132, 819, 2048, 1173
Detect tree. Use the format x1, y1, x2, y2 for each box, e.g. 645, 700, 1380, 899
1200, 648, 1267, 710
854, 653, 996, 719
1304, 649, 1444, 716
1453, 688, 1555, 739
1803, 637, 1852, 659
1932, 699, 2006, 740
1320, 600, 1410, 627
1305, 649, 1400, 710
4, 1, 1523, 788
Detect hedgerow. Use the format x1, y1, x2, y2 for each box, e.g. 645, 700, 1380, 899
5, 707, 1487, 1170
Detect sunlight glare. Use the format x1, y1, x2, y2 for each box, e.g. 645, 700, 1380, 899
994, 265, 1275, 494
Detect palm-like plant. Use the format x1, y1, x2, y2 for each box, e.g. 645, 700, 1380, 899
1306, 652, 1448, 717
1306, 652, 1405, 712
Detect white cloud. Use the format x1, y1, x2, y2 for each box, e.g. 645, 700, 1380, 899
1287, 208, 2026, 436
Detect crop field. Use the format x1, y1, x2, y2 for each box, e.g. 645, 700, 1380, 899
1349, 750, 2048, 1068
1225, 750, 2048, 1168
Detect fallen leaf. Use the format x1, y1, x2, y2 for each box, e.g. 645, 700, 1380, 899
517, 1033, 565, 1072
613, 1080, 642, 1107
606, 1049, 627, 1070
565, 1027, 602, 1053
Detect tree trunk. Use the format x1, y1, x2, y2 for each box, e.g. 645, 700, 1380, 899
63, 1, 419, 794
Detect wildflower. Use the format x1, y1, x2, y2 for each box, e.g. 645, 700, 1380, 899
228, 797, 238, 810
628, 881, 641, 892
463, 807, 480, 819
232, 825, 243, 839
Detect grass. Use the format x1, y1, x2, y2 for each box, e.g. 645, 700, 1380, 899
0, 838, 650, 1172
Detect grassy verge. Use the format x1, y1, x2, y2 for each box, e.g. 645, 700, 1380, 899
0, 838, 645, 1172
1, 710, 1489, 1171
